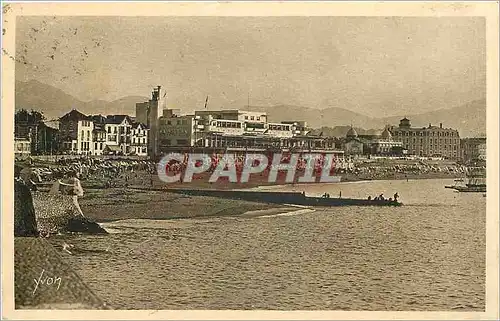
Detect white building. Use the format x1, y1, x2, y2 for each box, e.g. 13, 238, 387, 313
59, 110, 94, 155
60, 110, 149, 156
103, 115, 133, 155
154, 108, 340, 154
131, 122, 149, 156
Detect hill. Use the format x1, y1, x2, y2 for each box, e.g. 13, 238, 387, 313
15, 80, 148, 120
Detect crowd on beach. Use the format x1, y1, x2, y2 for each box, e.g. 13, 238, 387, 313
162, 152, 475, 180
17, 157, 157, 186
16, 153, 480, 188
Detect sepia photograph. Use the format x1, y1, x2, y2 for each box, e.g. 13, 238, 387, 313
1, 1, 499, 320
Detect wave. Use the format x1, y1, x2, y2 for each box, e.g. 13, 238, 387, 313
258, 208, 316, 218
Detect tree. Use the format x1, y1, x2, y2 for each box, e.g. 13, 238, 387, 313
15, 109, 45, 125
15, 109, 54, 155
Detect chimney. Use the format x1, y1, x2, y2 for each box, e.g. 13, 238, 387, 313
428, 123, 431, 128
440, 123, 443, 128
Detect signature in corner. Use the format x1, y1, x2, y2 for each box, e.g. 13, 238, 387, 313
33, 269, 61, 296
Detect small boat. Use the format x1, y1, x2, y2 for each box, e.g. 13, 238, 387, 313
445, 178, 465, 189
448, 168, 486, 193
297, 195, 401, 207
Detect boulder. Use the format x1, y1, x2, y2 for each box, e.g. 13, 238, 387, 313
32, 192, 108, 235
14, 179, 39, 237
65, 216, 108, 235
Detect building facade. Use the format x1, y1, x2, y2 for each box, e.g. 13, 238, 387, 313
153, 107, 342, 157
15, 137, 31, 157
460, 137, 486, 164
343, 127, 364, 156
59, 110, 148, 156
131, 122, 149, 156
389, 118, 460, 159
369, 128, 404, 155
59, 109, 93, 155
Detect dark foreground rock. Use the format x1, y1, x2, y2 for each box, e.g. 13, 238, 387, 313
14, 237, 109, 309
14, 179, 39, 237
65, 216, 108, 234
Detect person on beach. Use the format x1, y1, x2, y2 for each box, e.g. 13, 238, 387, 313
19, 167, 41, 191
393, 193, 399, 202
52, 171, 85, 217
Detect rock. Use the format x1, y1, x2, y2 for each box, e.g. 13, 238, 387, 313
65, 216, 108, 235
14, 179, 39, 237
32, 192, 78, 235
14, 237, 109, 309
32, 192, 108, 235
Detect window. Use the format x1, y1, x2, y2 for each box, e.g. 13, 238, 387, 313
244, 116, 248, 120
100, 143, 103, 149
257, 117, 260, 121
107, 127, 111, 133
250, 116, 255, 120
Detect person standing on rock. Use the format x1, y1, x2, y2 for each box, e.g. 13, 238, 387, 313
54, 171, 85, 217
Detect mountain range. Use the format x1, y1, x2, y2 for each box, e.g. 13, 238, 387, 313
15, 80, 486, 138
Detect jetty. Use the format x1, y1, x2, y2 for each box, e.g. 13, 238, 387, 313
166, 189, 402, 207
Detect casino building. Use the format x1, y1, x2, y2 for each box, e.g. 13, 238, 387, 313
156, 108, 344, 158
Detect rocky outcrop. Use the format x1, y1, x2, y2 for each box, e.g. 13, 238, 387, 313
65, 216, 108, 234
32, 192, 108, 235
14, 179, 39, 237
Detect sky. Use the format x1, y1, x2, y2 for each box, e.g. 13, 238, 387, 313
15, 16, 486, 117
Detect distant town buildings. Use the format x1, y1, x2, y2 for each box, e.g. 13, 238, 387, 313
339, 126, 404, 157
15, 85, 484, 162
343, 127, 364, 155
58, 110, 149, 156
156, 108, 338, 156
460, 137, 486, 165
389, 118, 461, 159
15, 109, 59, 156
134, 86, 165, 158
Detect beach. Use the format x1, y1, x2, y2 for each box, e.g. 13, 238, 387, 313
14, 176, 486, 310
19, 178, 484, 310
13, 155, 482, 309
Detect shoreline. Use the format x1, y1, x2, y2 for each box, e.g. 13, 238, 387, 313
77, 170, 462, 191
80, 176, 454, 223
